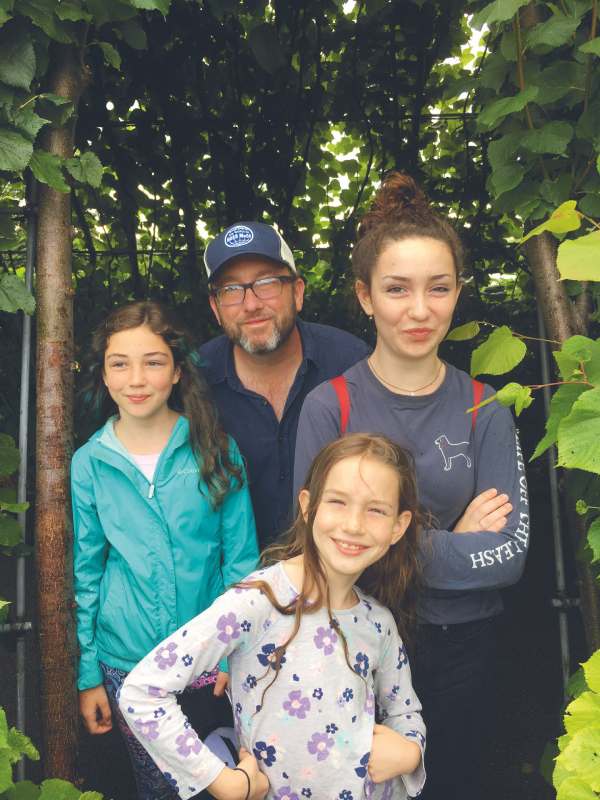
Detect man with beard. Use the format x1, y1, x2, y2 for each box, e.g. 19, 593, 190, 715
200, 221, 369, 549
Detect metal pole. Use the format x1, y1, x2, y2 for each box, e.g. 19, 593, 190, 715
15, 178, 36, 780
536, 305, 571, 698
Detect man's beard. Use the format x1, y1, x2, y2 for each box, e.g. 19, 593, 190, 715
228, 303, 297, 355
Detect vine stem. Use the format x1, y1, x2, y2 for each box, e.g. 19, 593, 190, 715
468, 320, 562, 346
528, 380, 592, 390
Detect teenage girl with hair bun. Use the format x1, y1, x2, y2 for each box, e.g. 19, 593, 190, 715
294, 172, 530, 799
72, 300, 259, 800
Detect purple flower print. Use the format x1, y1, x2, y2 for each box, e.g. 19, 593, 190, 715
301, 790, 312, 798
397, 644, 408, 669
326, 723, 338, 734
342, 687, 353, 702
353, 652, 369, 678
339, 791, 354, 800
283, 690, 310, 719
148, 685, 167, 698
313, 626, 337, 655
364, 691, 375, 716
134, 719, 159, 741
312, 688, 323, 700
164, 773, 179, 791
307, 732, 334, 761
154, 641, 177, 670
241, 619, 251, 632
253, 741, 277, 767
406, 730, 426, 747
354, 752, 370, 778
381, 781, 393, 800
274, 788, 300, 800
217, 612, 241, 644
176, 730, 202, 757
257, 643, 286, 670
181, 654, 193, 667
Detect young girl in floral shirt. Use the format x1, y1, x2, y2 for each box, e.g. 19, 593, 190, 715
120, 434, 426, 800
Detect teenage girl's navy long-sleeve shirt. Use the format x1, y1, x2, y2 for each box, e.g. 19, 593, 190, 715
293, 359, 530, 626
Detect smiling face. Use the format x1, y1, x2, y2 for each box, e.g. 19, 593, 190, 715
209, 257, 305, 355
103, 325, 180, 424
355, 236, 461, 364
298, 455, 412, 587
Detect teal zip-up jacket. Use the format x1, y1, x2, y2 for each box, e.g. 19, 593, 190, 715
72, 415, 259, 690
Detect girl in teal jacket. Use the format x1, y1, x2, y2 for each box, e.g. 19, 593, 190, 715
72, 301, 259, 800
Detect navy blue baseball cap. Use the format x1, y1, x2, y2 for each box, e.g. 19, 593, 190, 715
204, 221, 297, 281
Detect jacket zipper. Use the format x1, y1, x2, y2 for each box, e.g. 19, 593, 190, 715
148, 483, 155, 499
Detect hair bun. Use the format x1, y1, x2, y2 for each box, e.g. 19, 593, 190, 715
358, 171, 431, 239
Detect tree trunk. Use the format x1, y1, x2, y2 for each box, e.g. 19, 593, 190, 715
35, 43, 87, 781
526, 232, 600, 654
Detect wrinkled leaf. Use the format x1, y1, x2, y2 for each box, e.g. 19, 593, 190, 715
556, 776, 597, 800
248, 23, 286, 73
65, 151, 103, 188
490, 163, 524, 197
564, 691, 600, 734
0, 433, 20, 477
477, 86, 538, 131
129, 0, 170, 13
0, 126, 33, 170
527, 16, 580, 49
582, 648, 600, 694
55, 1, 92, 22
471, 0, 530, 30
521, 121, 573, 155
97, 42, 121, 70
116, 19, 147, 49
18, 0, 73, 43
28, 150, 69, 192
470, 326, 527, 377
38, 779, 82, 800
0, 514, 22, 547
0, 273, 35, 314
0, 25, 35, 90
579, 37, 600, 56
558, 727, 600, 791
5, 780, 42, 799
588, 517, 600, 563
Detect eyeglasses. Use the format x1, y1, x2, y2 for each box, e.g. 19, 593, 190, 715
211, 275, 297, 307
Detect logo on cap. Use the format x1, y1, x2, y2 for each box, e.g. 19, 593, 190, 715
224, 225, 254, 248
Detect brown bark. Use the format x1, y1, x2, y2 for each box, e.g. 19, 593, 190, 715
35, 43, 88, 781
525, 234, 600, 654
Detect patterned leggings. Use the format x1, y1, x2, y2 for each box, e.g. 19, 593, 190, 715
100, 662, 231, 800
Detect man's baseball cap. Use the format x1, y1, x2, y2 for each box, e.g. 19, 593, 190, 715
204, 221, 297, 281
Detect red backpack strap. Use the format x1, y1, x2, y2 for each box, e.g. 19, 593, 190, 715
471, 379, 485, 431
330, 375, 351, 434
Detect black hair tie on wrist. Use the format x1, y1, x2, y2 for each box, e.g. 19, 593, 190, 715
233, 766, 251, 800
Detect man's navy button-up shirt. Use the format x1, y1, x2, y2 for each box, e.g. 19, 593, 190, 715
199, 320, 370, 549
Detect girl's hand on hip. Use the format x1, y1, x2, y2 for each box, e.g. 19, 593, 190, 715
368, 724, 422, 783
453, 488, 512, 534
208, 748, 269, 799
79, 685, 112, 734
213, 670, 229, 697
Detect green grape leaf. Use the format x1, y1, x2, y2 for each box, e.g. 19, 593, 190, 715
0, 514, 22, 547
520, 201, 581, 244
38, 779, 81, 800
587, 517, 600, 563
65, 152, 103, 188
582, 649, 600, 693
527, 16, 581, 48
557, 232, 600, 282
12, 104, 49, 142
18, 0, 73, 43
115, 19, 147, 49
490, 163, 524, 197
477, 86, 538, 131
79, 793, 103, 800
0, 274, 35, 314
557, 388, 600, 474
556, 776, 597, 800
470, 326, 527, 378
445, 321, 480, 341
0, 126, 34, 170
579, 37, 600, 56
96, 42, 121, 70
471, 0, 530, 30
576, 499, 589, 516
55, 1, 92, 22
567, 667, 589, 700
0, 433, 20, 476
0, 25, 35, 90
5, 780, 42, 799
564, 691, 600, 735
487, 132, 522, 172
7, 727, 39, 762
129, 0, 170, 12
248, 23, 286, 74
28, 150, 69, 193
558, 726, 600, 791
531, 383, 587, 460
0, 749, 13, 794
0, 501, 28, 513
521, 121, 573, 155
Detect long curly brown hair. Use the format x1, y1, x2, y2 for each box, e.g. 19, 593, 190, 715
240, 433, 424, 706
79, 300, 241, 507
352, 171, 465, 285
